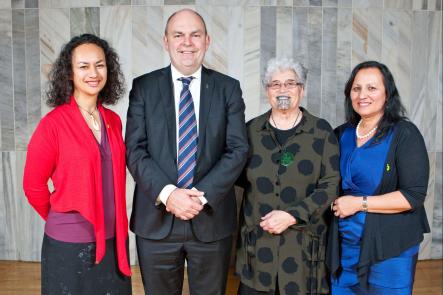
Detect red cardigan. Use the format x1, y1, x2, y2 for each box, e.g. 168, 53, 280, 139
23, 97, 131, 276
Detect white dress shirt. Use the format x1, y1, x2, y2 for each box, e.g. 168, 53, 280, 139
157, 64, 207, 206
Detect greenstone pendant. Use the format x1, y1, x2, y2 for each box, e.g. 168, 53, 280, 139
281, 151, 294, 167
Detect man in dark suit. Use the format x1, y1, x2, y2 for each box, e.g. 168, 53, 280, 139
125, 8, 248, 295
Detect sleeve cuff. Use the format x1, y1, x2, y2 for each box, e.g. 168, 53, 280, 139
156, 184, 177, 206
191, 187, 207, 205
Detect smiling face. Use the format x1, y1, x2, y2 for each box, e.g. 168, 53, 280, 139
71, 43, 107, 101
266, 69, 304, 112
163, 10, 210, 75
350, 67, 386, 121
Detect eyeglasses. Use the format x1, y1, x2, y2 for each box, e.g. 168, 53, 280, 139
267, 80, 303, 90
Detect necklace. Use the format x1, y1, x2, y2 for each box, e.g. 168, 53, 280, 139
78, 104, 100, 131
270, 110, 302, 167
356, 119, 377, 139
271, 109, 301, 130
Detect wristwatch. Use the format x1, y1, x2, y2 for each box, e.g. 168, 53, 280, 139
362, 196, 368, 212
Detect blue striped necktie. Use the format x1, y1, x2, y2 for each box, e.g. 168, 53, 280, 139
177, 76, 198, 189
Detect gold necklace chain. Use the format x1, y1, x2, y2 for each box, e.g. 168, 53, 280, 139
77, 104, 100, 131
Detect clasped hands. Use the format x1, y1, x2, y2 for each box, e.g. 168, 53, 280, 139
259, 210, 296, 235
165, 188, 204, 220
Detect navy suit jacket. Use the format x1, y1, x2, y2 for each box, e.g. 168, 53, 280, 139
126, 65, 248, 242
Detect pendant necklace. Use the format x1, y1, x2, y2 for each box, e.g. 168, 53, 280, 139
78, 104, 100, 131
271, 110, 301, 167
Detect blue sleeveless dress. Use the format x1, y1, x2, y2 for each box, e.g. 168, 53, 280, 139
331, 127, 418, 295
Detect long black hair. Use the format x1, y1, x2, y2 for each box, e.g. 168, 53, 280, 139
46, 33, 124, 107
344, 60, 407, 142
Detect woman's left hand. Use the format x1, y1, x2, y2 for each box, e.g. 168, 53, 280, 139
332, 195, 362, 218
260, 210, 296, 234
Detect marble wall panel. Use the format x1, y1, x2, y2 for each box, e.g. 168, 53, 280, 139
15, 151, 44, 260
321, 8, 337, 126
164, 0, 194, 5
25, 9, 41, 141
0, 152, 18, 259
0, 10, 14, 151
352, 8, 382, 66
195, 0, 249, 5
260, 6, 276, 110
410, 11, 440, 151
132, 6, 164, 78
437, 43, 442, 152
0, 0, 10, 8
353, 0, 382, 8
0, 153, 6, 257
100, 6, 132, 125
305, 7, 322, 116
101, 0, 130, 5
337, 0, 351, 7
384, 0, 413, 9
292, 7, 308, 109
39, 0, 100, 8
431, 152, 442, 258
243, 6, 261, 120
132, 0, 164, 5
419, 151, 436, 259
39, 8, 70, 116
276, 6, 292, 58
323, 0, 338, 7
427, 0, 440, 9
70, 7, 100, 37
293, 0, 309, 5
225, 7, 244, 82
12, 0, 25, 8
381, 10, 412, 112
25, 0, 38, 8
412, 0, 442, 10
12, 9, 28, 151
335, 8, 351, 126
198, 6, 229, 74
412, 0, 428, 10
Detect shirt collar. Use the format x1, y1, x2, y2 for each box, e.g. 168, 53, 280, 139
170, 64, 202, 83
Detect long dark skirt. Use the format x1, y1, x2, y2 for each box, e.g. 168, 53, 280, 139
41, 234, 131, 295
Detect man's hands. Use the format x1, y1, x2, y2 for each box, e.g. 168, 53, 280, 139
166, 188, 205, 220
260, 210, 296, 235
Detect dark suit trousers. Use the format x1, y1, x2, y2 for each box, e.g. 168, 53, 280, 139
136, 218, 233, 295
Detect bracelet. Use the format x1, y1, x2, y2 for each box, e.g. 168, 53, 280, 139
362, 196, 368, 212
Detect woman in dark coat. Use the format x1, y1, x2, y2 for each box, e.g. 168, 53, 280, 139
236, 57, 340, 295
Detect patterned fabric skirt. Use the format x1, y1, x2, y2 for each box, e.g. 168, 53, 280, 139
238, 282, 280, 295
41, 234, 131, 295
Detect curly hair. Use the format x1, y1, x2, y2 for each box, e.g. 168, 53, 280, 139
344, 60, 407, 143
46, 33, 125, 107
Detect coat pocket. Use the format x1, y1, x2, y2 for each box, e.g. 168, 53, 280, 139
302, 232, 329, 294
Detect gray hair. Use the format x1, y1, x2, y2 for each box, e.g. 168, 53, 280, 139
263, 57, 308, 87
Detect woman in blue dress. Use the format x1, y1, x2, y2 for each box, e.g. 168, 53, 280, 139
327, 61, 430, 294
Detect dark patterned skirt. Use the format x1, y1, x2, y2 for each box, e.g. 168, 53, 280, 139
41, 234, 131, 295
238, 282, 280, 295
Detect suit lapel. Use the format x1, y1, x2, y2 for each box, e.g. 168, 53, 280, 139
197, 66, 214, 163
158, 66, 177, 159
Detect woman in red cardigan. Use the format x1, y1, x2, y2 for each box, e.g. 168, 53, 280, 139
23, 34, 131, 294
